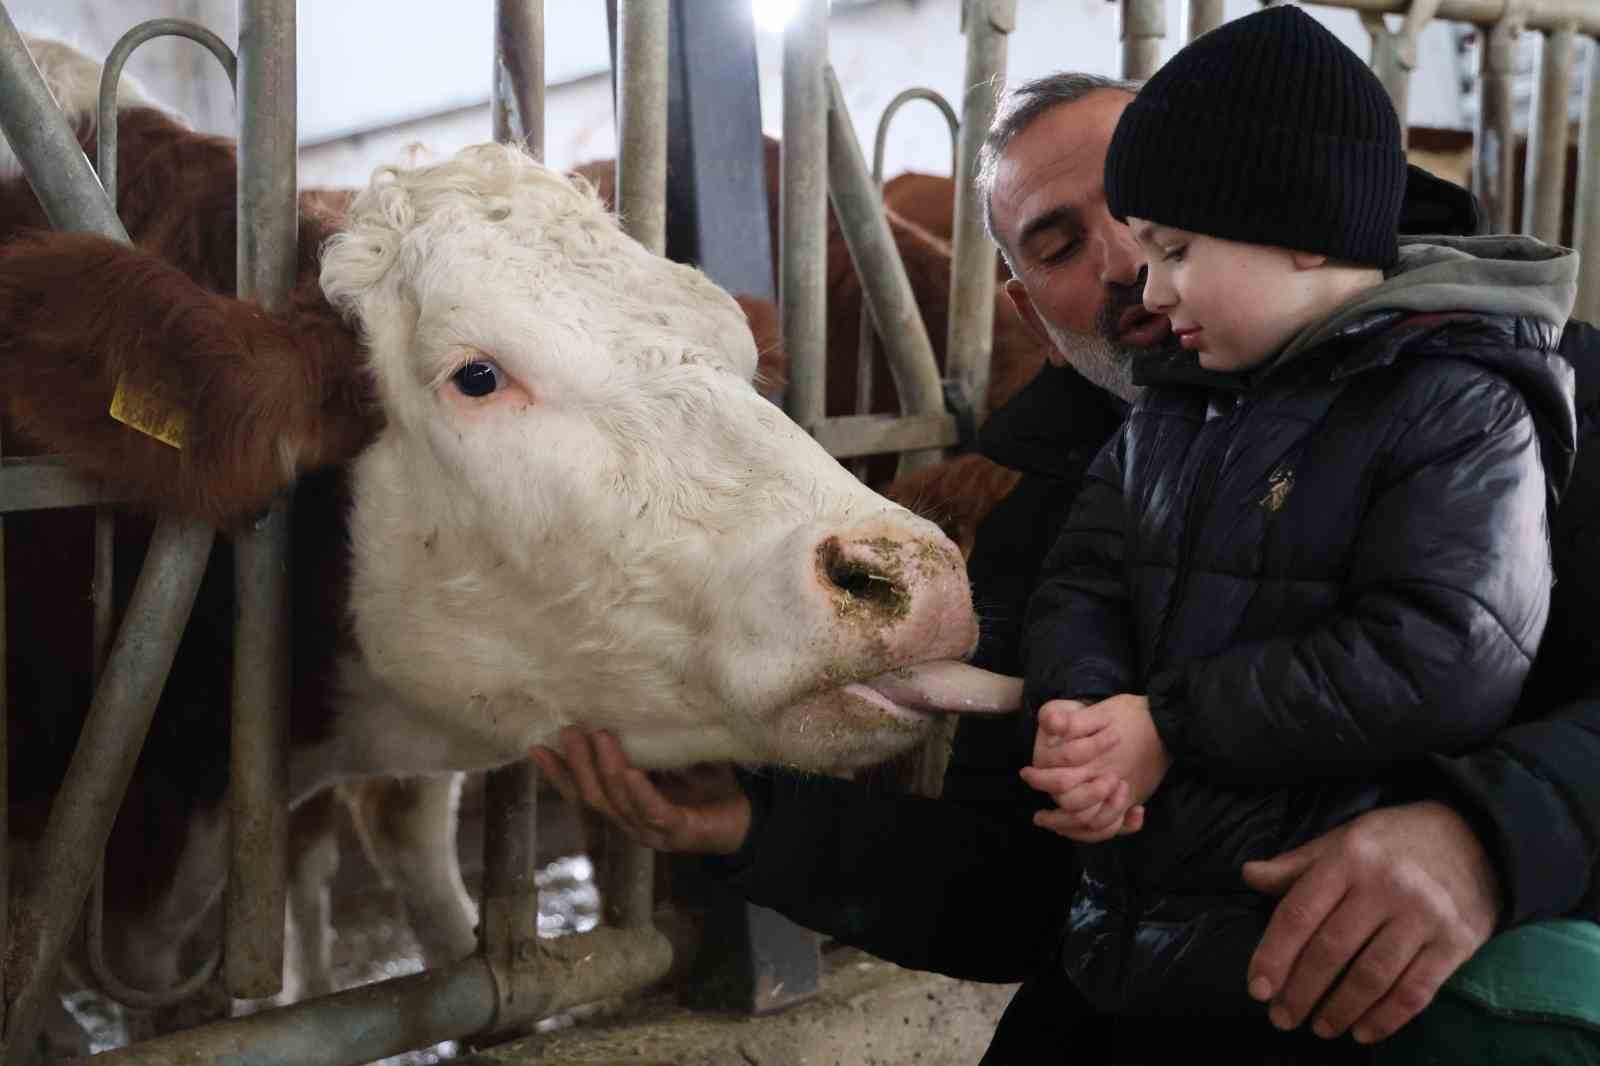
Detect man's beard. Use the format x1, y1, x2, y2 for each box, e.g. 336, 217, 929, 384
1044, 277, 1163, 404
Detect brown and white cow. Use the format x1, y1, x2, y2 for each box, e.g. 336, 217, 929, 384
0, 38, 1018, 1037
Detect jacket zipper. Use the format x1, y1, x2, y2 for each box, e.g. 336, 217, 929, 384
1148, 394, 1246, 671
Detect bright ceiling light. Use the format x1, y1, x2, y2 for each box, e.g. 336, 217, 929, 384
752, 0, 821, 34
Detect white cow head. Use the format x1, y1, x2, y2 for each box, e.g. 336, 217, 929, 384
320, 145, 1001, 771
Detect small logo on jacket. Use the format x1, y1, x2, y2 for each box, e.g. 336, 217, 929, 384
1259, 465, 1295, 513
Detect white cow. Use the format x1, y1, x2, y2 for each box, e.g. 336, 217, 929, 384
0, 36, 1014, 1043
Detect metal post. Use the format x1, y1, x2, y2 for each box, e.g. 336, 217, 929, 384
1187, 0, 1225, 40
494, 0, 544, 151
616, 0, 669, 257
947, 0, 1013, 432
1361, 0, 1441, 144
781, 0, 829, 433
0, 429, 6, 1020
0, 12, 218, 1056
825, 69, 947, 476
480, 0, 551, 1031
1476, 14, 1522, 233
225, 0, 297, 1001
1575, 37, 1600, 323
1524, 25, 1577, 242
603, 1, 669, 937
1121, 0, 1166, 80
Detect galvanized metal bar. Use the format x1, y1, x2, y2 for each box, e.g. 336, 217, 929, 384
494, 0, 544, 151
0, 13, 220, 1056
480, 0, 553, 1029
948, 0, 1012, 433
3, 518, 215, 1057
1574, 37, 1600, 323
1361, 0, 1441, 141
1121, 0, 1166, 80
0, 6, 126, 239
1475, 15, 1522, 233
98, 19, 237, 201
811, 412, 959, 459
853, 87, 959, 479
1310, 0, 1600, 34
72, 927, 675, 1066
605, 0, 668, 935
1187, 0, 1226, 39
781, 0, 829, 433
224, 0, 298, 1001
1523, 24, 1577, 242
0, 457, 128, 513
0, 428, 7, 1018
616, 0, 669, 256
824, 68, 946, 475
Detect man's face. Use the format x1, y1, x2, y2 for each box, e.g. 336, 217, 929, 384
991, 90, 1173, 399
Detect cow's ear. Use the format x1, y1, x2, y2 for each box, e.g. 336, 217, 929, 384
0, 230, 377, 526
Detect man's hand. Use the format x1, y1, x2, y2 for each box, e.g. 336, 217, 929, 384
531, 726, 752, 855
1019, 695, 1167, 842
1242, 800, 1501, 1045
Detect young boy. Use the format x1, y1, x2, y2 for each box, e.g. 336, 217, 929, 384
1017, 2, 1579, 1044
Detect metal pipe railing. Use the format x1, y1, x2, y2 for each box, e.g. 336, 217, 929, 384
1574, 37, 1600, 323
605, 0, 668, 933
781, 0, 830, 434
946, 0, 1013, 430
1313, 0, 1599, 35
73, 926, 676, 1066
1362, 0, 1443, 142
0, 10, 219, 1056
481, 0, 553, 1028
1475, 13, 1523, 233
824, 68, 947, 477
1187, 0, 1226, 39
494, 0, 544, 148
1121, 0, 1166, 80
226, 0, 299, 1001
1523, 24, 1577, 242
852, 87, 959, 480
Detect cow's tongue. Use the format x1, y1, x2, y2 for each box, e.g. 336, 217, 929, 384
859, 662, 1021, 715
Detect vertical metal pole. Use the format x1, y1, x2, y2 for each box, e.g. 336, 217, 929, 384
0, 430, 6, 1022
1365, 17, 1413, 140
0, 11, 217, 1056
494, 0, 544, 151
1187, 0, 1225, 40
482, 0, 548, 1023
605, 0, 668, 933
1476, 16, 1522, 233
225, 0, 296, 1001
1524, 25, 1577, 242
1575, 37, 1600, 323
1121, 0, 1166, 80
781, 0, 829, 433
946, 0, 1012, 433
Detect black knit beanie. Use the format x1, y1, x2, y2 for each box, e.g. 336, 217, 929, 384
1104, 5, 1407, 267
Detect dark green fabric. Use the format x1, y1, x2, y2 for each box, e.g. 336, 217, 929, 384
1375, 921, 1600, 1065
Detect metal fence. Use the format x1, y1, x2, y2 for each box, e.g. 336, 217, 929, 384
1120, 0, 1600, 321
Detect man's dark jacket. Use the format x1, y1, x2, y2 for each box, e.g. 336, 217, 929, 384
1023, 236, 1577, 1016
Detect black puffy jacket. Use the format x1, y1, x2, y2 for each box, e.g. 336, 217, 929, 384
1022, 235, 1579, 1016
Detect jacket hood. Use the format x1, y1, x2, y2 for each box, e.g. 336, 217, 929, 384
1279, 234, 1578, 363
1278, 233, 1579, 506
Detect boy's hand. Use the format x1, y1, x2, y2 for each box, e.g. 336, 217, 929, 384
1020, 694, 1171, 841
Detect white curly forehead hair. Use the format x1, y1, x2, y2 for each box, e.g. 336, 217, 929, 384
317, 142, 756, 420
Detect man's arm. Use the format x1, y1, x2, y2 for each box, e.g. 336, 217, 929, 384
533, 729, 1078, 984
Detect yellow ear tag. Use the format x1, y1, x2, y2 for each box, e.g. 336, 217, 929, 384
110, 374, 189, 450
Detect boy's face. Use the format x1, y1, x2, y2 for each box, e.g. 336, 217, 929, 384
1129, 219, 1317, 373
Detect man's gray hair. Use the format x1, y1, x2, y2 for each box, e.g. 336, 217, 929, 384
976, 72, 1142, 274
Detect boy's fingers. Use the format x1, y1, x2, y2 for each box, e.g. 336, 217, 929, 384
1119, 805, 1145, 834
1040, 702, 1109, 739
1035, 807, 1124, 843
1019, 764, 1099, 795
1052, 776, 1120, 814
1055, 729, 1121, 767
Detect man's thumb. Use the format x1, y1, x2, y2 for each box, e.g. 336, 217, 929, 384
1241, 840, 1320, 896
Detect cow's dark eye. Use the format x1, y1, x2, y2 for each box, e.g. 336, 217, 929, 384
453, 361, 500, 397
